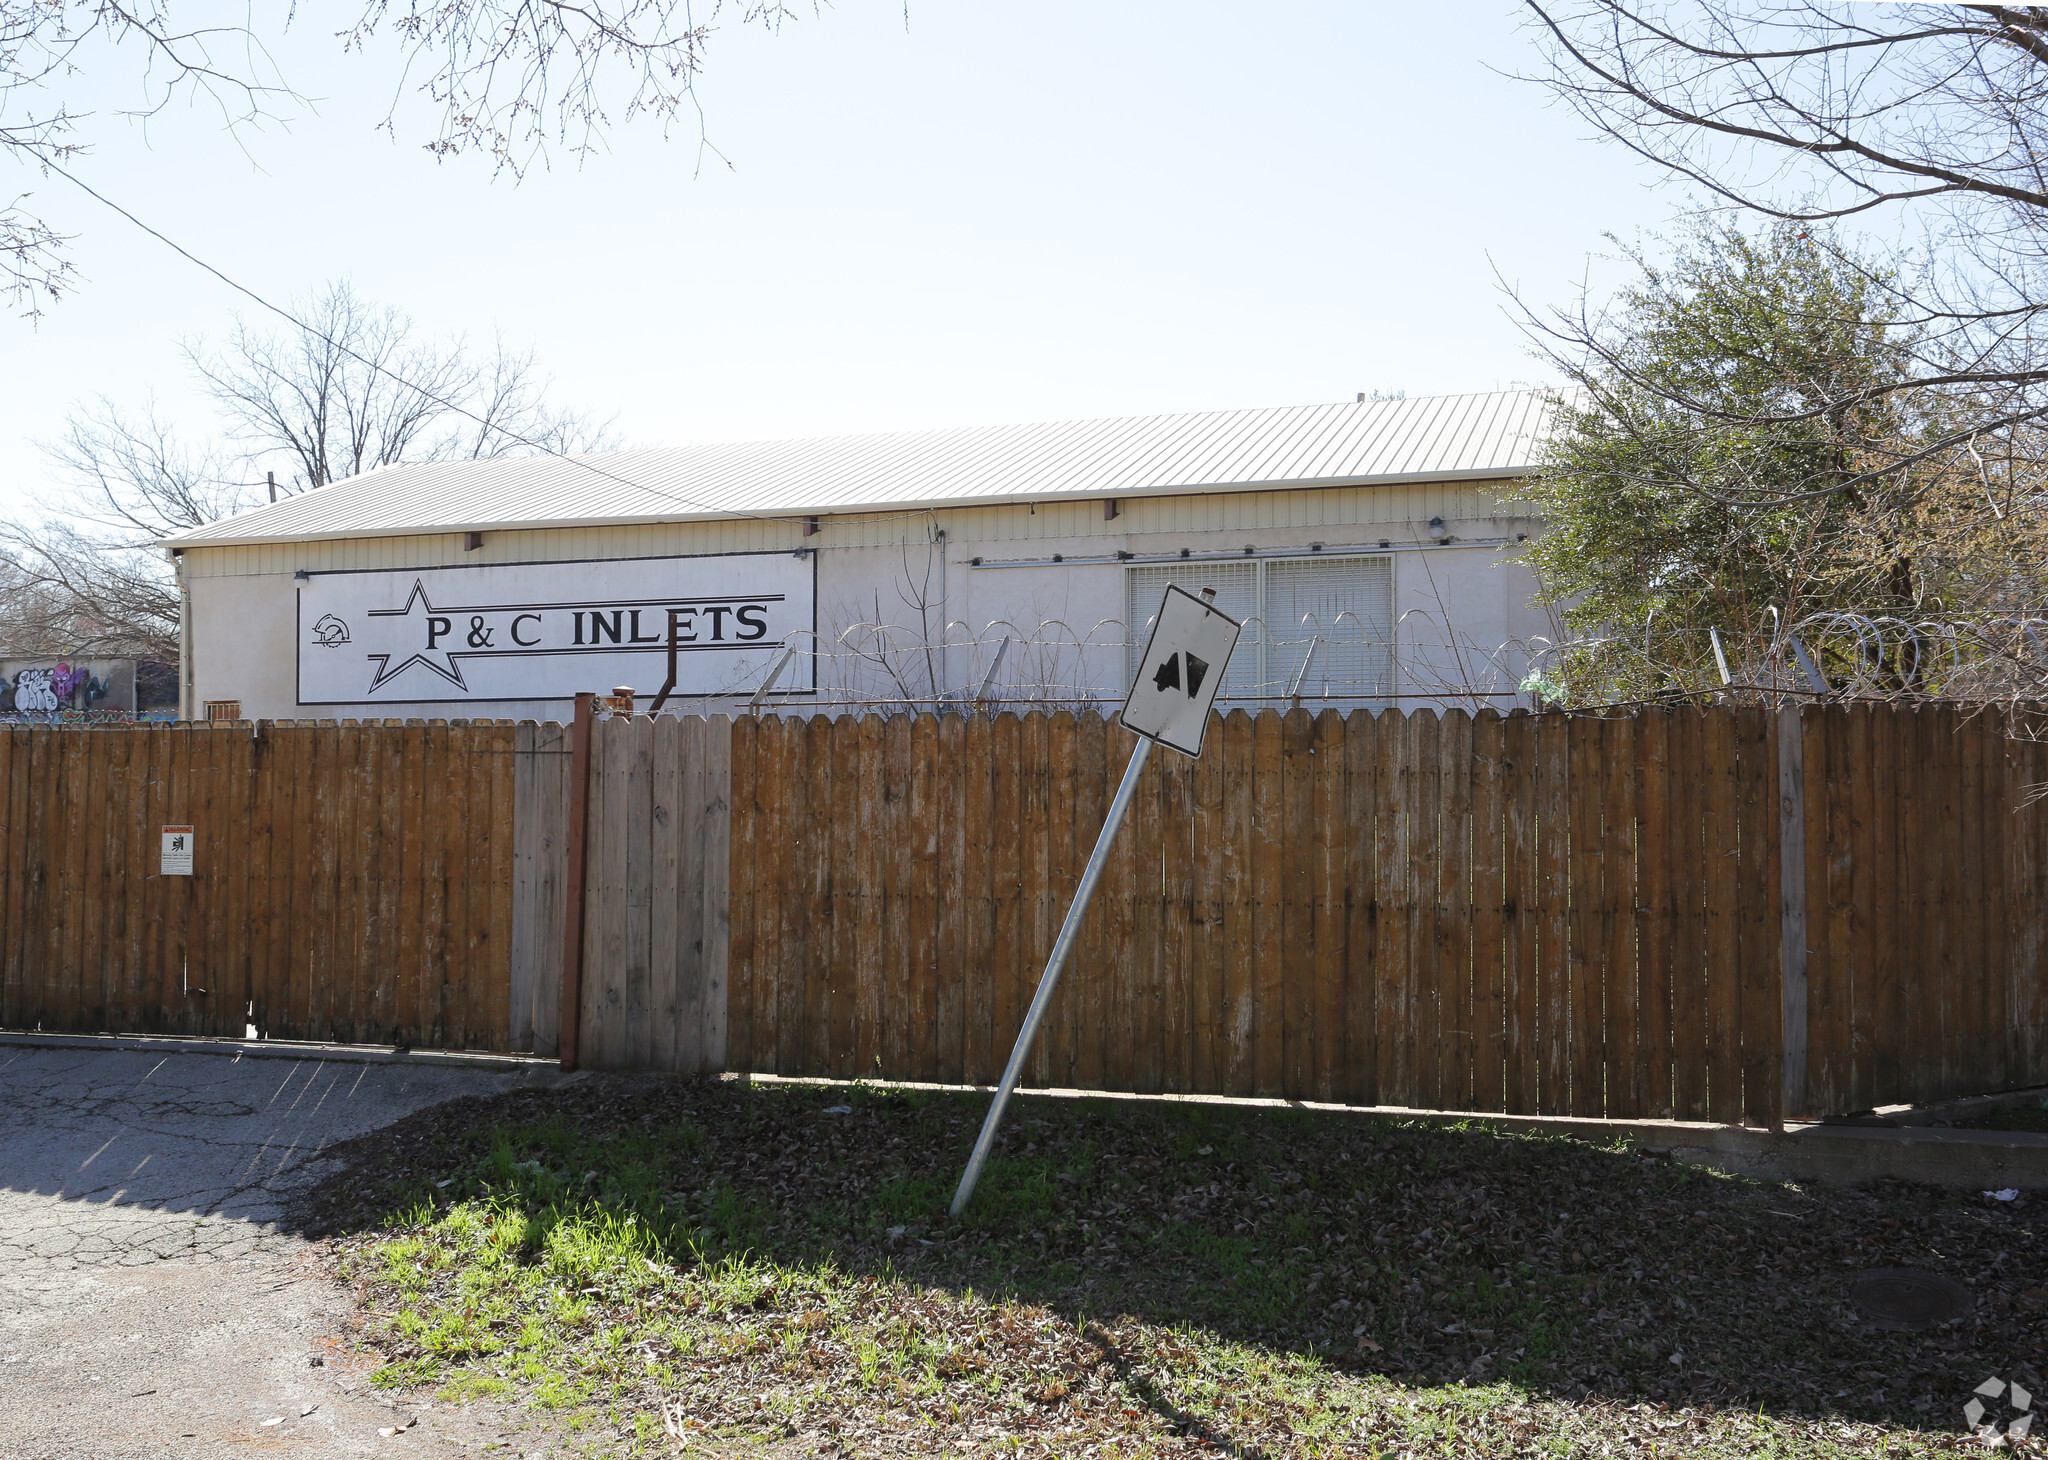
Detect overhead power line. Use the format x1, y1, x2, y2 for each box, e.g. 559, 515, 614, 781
44, 163, 940, 536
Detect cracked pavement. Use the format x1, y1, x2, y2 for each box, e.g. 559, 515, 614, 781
0, 1044, 574, 1458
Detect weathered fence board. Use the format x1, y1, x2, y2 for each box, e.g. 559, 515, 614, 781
573, 714, 730, 1076
0, 720, 522, 1050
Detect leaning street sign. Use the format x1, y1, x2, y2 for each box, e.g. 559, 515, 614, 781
1120, 583, 1243, 756
951, 583, 1239, 1217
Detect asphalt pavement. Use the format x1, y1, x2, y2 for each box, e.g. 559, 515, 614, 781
0, 1041, 569, 1459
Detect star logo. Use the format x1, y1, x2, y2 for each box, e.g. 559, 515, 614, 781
363, 580, 469, 693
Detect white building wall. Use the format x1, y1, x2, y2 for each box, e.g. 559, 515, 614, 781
177, 480, 1554, 722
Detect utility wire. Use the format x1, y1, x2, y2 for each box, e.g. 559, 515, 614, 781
46, 162, 944, 535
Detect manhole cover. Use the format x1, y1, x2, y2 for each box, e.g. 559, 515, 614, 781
1850, 1268, 1974, 1331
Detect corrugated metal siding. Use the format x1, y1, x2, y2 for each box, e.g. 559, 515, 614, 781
176, 479, 1535, 579
163, 391, 1557, 551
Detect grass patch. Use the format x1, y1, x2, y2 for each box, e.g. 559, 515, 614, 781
306, 1077, 2046, 1456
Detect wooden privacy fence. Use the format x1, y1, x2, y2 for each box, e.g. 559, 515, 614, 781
713, 704, 2048, 1123
1796, 704, 2048, 1116
723, 706, 1799, 1122
3, 706, 2043, 1127
0, 720, 524, 1050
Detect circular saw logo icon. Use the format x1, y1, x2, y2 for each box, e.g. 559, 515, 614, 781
311, 614, 351, 648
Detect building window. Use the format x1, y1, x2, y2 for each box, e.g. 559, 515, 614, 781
203, 700, 242, 723
1126, 555, 1394, 707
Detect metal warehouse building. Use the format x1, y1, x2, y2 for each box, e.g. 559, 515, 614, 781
160, 389, 1561, 722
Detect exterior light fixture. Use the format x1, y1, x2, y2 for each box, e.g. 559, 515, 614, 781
1427, 517, 1448, 542
293, 570, 311, 582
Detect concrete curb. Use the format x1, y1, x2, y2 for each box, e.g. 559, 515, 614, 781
5, 1035, 2041, 1188
741, 1071, 2048, 1190
0, 1029, 570, 1081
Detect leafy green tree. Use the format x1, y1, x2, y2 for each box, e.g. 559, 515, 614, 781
1519, 221, 2027, 703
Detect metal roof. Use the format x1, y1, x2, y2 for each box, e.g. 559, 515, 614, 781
161, 389, 1557, 549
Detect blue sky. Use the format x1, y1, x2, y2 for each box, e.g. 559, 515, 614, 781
2, 2, 1676, 512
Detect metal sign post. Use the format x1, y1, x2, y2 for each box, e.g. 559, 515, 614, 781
950, 585, 1241, 1216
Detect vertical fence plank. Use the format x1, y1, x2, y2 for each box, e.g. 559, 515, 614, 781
1437, 709, 1474, 1110
323, 724, 361, 1043
0, 729, 22, 1029
1181, 713, 1211, 1093
624, 717, 659, 1068
1160, 720, 1195, 1094
1957, 704, 1990, 1097
1470, 710, 1506, 1112
1220, 710, 1256, 1097
1700, 709, 1743, 1123
1342, 710, 1380, 1107
986, 712, 1023, 1085
1529, 713, 1569, 1115
92, 727, 122, 1032
388, 723, 425, 1047
1248, 709, 1285, 1097
651, 714, 686, 1072
725, 716, 757, 1070
779, 716, 817, 1075
1667, 711, 1708, 1120
2011, 720, 2048, 1088
43, 728, 81, 1031
485, 724, 518, 1053
1133, 719, 1171, 1094
0, 730, 14, 1028
1500, 713, 1538, 1114
906, 713, 940, 1086
1056, 714, 1096, 1092
1309, 708, 1348, 1104
1734, 707, 1781, 1125
77, 730, 113, 1033
1602, 715, 1640, 1119
1817, 706, 1857, 1114
1897, 706, 1936, 1104
1374, 712, 1412, 1106
1405, 711, 1444, 1107
1633, 710, 1673, 1119
933, 713, 969, 1085
699, 716, 732, 1072
852, 715, 886, 1080
1080, 713, 1113, 1093
673, 715, 710, 1074
1017, 712, 1053, 1088
1564, 715, 1604, 1117
808, 715, 843, 1076
961, 713, 997, 1085
879, 714, 913, 1081
315, 725, 350, 1042
1280, 708, 1316, 1100
1851, 704, 1892, 1105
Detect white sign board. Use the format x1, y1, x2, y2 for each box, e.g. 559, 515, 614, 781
161, 826, 194, 876
296, 554, 816, 707
1121, 583, 1242, 756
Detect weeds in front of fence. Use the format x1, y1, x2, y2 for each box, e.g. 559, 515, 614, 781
311, 1077, 2042, 1457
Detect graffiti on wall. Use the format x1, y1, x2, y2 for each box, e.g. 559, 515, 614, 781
0, 663, 111, 717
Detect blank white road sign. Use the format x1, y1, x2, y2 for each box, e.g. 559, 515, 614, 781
160, 826, 194, 876
1121, 583, 1243, 756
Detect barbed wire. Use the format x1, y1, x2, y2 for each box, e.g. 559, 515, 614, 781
631, 609, 2048, 719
